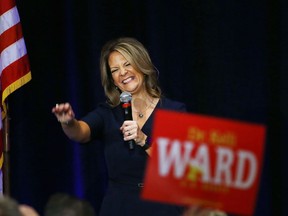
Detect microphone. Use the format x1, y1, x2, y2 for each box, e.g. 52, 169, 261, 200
120, 92, 134, 150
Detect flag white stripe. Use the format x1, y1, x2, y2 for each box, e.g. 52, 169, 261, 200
0, 38, 27, 75
0, 7, 20, 35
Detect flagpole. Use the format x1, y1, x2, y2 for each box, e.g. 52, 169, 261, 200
3, 102, 10, 196
1, 0, 32, 196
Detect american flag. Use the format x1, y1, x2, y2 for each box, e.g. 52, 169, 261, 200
0, 0, 32, 193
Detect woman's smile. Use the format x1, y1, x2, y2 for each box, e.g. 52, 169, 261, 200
109, 51, 144, 94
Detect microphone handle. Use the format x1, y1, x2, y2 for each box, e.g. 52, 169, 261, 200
128, 140, 134, 150
124, 107, 133, 120
123, 104, 135, 150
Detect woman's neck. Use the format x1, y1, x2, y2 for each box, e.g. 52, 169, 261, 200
132, 94, 159, 120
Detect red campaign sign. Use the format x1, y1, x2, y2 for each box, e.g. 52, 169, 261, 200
141, 110, 266, 216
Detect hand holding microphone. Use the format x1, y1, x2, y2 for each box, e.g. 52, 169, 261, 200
120, 92, 135, 150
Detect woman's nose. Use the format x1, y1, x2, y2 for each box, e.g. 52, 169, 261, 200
120, 67, 127, 76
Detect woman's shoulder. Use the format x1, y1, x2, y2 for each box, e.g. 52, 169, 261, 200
158, 97, 186, 112
91, 101, 117, 110
82, 102, 114, 117
81, 102, 120, 122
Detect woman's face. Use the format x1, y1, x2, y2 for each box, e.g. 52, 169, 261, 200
109, 51, 144, 95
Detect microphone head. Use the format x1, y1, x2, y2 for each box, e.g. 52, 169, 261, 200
120, 92, 132, 103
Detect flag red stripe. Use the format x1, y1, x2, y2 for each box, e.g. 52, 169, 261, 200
0, 23, 23, 53
0, 0, 16, 15
1, 55, 30, 90
0, 0, 32, 193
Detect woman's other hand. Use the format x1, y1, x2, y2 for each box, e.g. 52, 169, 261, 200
52, 103, 75, 124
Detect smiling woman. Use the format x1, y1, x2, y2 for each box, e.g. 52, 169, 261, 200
99, 37, 162, 108
51, 37, 188, 216
109, 51, 144, 94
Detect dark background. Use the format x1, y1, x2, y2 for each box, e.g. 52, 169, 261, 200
5, 0, 287, 215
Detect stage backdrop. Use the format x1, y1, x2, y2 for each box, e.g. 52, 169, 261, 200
6, 0, 287, 215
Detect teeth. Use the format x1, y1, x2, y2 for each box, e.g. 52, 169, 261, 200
123, 77, 132, 84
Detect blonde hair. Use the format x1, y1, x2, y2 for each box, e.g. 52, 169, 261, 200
100, 37, 161, 107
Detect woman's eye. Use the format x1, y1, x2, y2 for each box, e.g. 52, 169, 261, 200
125, 63, 131, 66
111, 69, 118, 73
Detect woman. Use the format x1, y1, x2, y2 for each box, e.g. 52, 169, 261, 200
52, 37, 186, 216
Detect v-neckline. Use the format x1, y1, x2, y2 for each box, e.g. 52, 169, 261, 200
139, 98, 160, 132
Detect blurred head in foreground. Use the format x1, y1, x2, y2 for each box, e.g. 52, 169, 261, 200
44, 193, 95, 216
